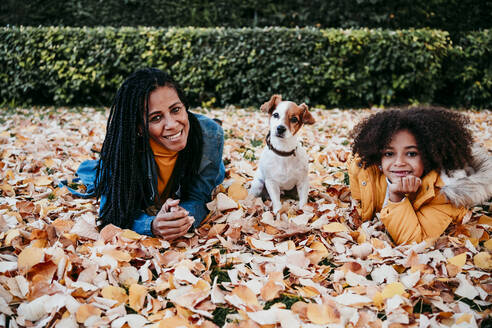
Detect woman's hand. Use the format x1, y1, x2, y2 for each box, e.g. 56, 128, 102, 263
151, 198, 195, 240
388, 175, 422, 203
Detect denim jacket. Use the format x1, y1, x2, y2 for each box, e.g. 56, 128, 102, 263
61, 113, 225, 236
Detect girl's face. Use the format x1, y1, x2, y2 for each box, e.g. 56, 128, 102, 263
381, 129, 424, 182
147, 86, 189, 152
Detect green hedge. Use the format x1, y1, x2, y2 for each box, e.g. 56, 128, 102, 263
1, 0, 491, 34
1, 26, 490, 108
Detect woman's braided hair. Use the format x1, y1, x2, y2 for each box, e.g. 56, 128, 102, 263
95, 68, 203, 229
350, 106, 474, 175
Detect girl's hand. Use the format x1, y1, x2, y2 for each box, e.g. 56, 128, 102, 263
388, 175, 422, 202
151, 198, 195, 240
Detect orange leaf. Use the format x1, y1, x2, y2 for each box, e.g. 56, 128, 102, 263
228, 181, 248, 202
208, 224, 228, 238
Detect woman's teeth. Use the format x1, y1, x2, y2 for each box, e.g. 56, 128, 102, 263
164, 130, 182, 140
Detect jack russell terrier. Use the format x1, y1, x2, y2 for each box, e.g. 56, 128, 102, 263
249, 94, 315, 213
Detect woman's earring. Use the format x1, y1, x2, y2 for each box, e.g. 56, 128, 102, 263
378, 165, 382, 171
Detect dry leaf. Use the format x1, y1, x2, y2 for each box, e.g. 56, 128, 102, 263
473, 252, 492, 270
18, 246, 44, 271
306, 303, 340, 325
129, 284, 147, 312
322, 222, 349, 233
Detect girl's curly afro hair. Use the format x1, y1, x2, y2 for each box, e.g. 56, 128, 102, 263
350, 106, 474, 174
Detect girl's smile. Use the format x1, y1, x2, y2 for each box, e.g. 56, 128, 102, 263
381, 129, 424, 183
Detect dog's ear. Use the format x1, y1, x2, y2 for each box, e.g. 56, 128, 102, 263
300, 103, 315, 125
260, 94, 282, 114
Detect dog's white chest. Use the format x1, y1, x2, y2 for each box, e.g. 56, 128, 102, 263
259, 146, 308, 189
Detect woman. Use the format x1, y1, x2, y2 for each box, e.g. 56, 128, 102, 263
65, 68, 225, 240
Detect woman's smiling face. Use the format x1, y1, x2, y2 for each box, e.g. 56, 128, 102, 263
381, 129, 424, 183
147, 86, 189, 152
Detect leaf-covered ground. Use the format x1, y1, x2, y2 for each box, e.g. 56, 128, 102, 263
0, 106, 491, 328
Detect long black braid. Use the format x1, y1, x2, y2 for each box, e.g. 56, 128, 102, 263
95, 68, 203, 229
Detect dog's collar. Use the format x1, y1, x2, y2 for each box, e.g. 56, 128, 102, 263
265, 132, 296, 157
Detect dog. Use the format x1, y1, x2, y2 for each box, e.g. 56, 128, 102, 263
249, 94, 315, 213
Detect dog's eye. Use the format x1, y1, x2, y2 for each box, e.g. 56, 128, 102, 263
290, 117, 299, 123
272, 113, 279, 118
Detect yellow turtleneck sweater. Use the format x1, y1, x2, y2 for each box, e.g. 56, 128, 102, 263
149, 138, 178, 197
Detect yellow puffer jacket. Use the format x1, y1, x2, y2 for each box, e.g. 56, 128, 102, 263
348, 156, 469, 245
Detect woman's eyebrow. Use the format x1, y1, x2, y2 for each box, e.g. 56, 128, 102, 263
168, 101, 182, 108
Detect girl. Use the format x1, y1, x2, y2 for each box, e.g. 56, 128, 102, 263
348, 107, 492, 245
63, 68, 225, 240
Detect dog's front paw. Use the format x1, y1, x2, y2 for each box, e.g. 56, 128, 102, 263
249, 179, 264, 197
272, 203, 282, 214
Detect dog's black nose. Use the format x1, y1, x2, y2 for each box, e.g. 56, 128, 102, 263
277, 125, 286, 134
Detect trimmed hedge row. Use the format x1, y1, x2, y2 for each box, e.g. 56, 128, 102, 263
1, 0, 491, 34
1, 27, 490, 108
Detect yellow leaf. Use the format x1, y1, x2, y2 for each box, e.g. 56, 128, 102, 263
456, 313, 473, 324
18, 246, 44, 271
372, 292, 384, 309
230, 173, 246, 184
260, 272, 284, 301
76, 304, 101, 323
381, 282, 405, 299
447, 252, 467, 269
309, 241, 329, 258
5, 229, 20, 246
478, 215, 492, 226
44, 158, 55, 168
473, 252, 492, 270
0, 183, 15, 196
232, 285, 260, 310
34, 176, 52, 186
158, 316, 191, 328
227, 181, 248, 202
484, 239, 492, 251
120, 229, 142, 240
297, 286, 321, 298
129, 284, 147, 311
322, 222, 348, 233
106, 249, 132, 262
306, 303, 340, 325
101, 285, 128, 304
193, 279, 211, 292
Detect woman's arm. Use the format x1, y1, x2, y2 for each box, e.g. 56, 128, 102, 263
180, 116, 225, 227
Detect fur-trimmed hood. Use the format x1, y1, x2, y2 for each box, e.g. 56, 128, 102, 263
440, 146, 492, 207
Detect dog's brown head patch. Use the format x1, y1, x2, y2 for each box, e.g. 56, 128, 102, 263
285, 102, 315, 135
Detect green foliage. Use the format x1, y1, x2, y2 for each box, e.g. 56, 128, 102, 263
436, 30, 492, 109
264, 294, 307, 310
211, 306, 237, 327
209, 258, 232, 284
1, 0, 490, 34
0, 26, 490, 108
